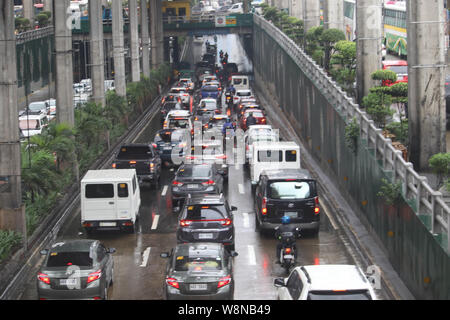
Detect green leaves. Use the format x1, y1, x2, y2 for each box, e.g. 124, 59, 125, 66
429, 153, 450, 189
0, 231, 22, 263
344, 117, 360, 154
377, 178, 403, 206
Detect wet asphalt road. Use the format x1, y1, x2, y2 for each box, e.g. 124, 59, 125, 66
19, 34, 375, 300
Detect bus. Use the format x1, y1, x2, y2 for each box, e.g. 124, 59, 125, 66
383, 1, 407, 57
162, 1, 191, 19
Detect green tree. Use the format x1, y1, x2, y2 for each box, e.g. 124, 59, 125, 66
330, 40, 357, 93
320, 28, 346, 71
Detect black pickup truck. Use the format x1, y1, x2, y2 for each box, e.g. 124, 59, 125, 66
112, 144, 162, 188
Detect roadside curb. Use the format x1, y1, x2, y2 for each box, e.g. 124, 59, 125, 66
254, 77, 415, 300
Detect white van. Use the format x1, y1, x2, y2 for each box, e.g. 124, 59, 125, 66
18, 113, 49, 138
231, 75, 250, 91
250, 141, 301, 185
81, 169, 141, 233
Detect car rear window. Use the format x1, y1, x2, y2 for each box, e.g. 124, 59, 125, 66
117, 146, 152, 159
246, 111, 264, 118
155, 131, 173, 143
168, 119, 190, 129
177, 166, 212, 179
237, 91, 251, 97
185, 205, 226, 220
202, 86, 219, 92
285, 150, 298, 162
307, 290, 372, 300
268, 181, 313, 199
85, 184, 114, 198
257, 150, 283, 162
387, 66, 407, 75
46, 251, 93, 267
174, 255, 223, 272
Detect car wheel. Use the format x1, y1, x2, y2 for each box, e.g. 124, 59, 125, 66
110, 268, 114, 286
102, 285, 108, 300
254, 213, 260, 232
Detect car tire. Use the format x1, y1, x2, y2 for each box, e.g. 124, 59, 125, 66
102, 285, 108, 300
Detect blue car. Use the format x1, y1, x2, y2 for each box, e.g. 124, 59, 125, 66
153, 129, 189, 167
200, 85, 220, 101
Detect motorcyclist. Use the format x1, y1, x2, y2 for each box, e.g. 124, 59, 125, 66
275, 216, 300, 263
245, 112, 257, 128
222, 117, 235, 136
227, 84, 236, 95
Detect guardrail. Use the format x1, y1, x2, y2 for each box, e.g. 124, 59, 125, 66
254, 14, 449, 253
16, 26, 54, 44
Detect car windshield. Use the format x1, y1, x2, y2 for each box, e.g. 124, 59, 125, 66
200, 101, 217, 109
29, 102, 46, 111
155, 130, 186, 143
46, 251, 93, 267
269, 181, 313, 199
19, 119, 40, 130
117, 146, 152, 159
174, 256, 223, 272
307, 290, 372, 300
177, 165, 212, 179
185, 205, 226, 220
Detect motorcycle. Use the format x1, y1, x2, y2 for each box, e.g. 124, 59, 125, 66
276, 229, 300, 273
225, 91, 233, 115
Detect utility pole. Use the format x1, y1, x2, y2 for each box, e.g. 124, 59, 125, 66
356, 0, 382, 104
23, 0, 35, 25
303, 0, 321, 33
323, 0, 344, 32
129, 0, 141, 82
150, 0, 163, 69
112, 0, 127, 97
0, 0, 26, 235
291, 0, 303, 22
54, 0, 74, 126
408, 0, 446, 170
89, 0, 105, 107
141, 0, 151, 78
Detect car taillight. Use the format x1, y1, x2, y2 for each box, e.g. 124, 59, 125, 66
262, 197, 268, 215
166, 277, 180, 289
216, 154, 227, 159
112, 163, 116, 168
37, 273, 50, 285
150, 163, 155, 170
202, 180, 215, 186
285, 248, 292, 254
172, 180, 183, 186
87, 270, 102, 284
314, 196, 320, 215
246, 145, 249, 151
217, 275, 231, 288
152, 143, 157, 148
220, 219, 232, 226
129, 161, 137, 164
261, 118, 266, 123
180, 220, 192, 227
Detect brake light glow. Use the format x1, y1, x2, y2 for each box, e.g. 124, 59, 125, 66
285, 248, 292, 254
172, 180, 183, 186
180, 220, 193, 227
314, 197, 320, 215
166, 277, 180, 289
152, 143, 157, 149
262, 197, 268, 215
217, 275, 231, 288
216, 154, 227, 159
87, 270, 102, 284
202, 180, 215, 186
112, 163, 116, 168
38, 273, 50, 285
129, 161, 137, 164
220, 219, 232, 226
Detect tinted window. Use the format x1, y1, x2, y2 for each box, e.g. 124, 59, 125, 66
174, 255, 223, 272
185, 205, 226, 220
307, 290, 372, 300
286, 270, 303, 300
177, 166, 212, 179
257, 150, 283, 162
246, 111, 264, 118
155, 131, 173, 143
285, 150, 298, 162
46, 251, 93, 267
237, 91, 251, 97
269, 181, 312, 200
86, 184, 114, 198
202, 86, 219, 92
117, 183, 129, 198
117, 146, 152, 159
168, 119, 190, 129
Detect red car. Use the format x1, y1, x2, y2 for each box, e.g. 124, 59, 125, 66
382, 60, 408, 86
240, 109, 267, 131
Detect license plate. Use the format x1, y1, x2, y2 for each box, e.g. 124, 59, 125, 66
187, 184, 198, 189
60, 278, 78, 286
285, 212, 297, 218
198, 233, 213, 239
283, 254, 294, 260
163, 147, 172, 150
100, 222, 116, 227
190, 283, 207, 291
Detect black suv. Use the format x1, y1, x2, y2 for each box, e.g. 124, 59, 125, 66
177, 194, 237, 251
254, 169, 320, 235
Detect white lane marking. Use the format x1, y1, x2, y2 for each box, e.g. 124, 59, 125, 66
238, 183, 245, 194
151, 215, 160, 230
140, 247, 151, 267
161, 185, 168, 197
242, 212, 249, 228
247, 245, 256, 265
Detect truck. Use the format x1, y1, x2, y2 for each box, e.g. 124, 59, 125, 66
112, 144, 162, 188
81, 169, 141, 233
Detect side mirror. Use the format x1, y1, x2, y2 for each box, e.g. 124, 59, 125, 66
108, 248, 116, 254
230, 251, 239, 257
40, 249, 49, 256
160, 252, 170, 258
273, 278, 285, 287
231, 206, 238, 211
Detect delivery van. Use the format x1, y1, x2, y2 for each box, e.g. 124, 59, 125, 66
231, 75, 250, 91
81, 169, 141, 233
250, 141, 301, 185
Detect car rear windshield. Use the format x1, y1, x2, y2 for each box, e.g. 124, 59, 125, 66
245, 111, 264, 118
257, 150, 283, 162
177, 166, 212, 179
155, 130, 186, 143
268, 181, 314, 199
237, 91, 251, 97
46, 251, 93, 267
174, 256, 223, 272
85, 184, 114, 198
307, 290, 372, 300
117, 146, 152, 159
202, 86, 219, 92
168, 119, 190, 129
387, 66, 407, 75
185, 205, 226, 220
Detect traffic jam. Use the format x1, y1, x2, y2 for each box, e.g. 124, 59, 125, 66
31, 36, 379, 301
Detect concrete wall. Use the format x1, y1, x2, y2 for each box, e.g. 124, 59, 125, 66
253, 16, 450, 300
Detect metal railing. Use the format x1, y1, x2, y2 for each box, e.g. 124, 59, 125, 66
16, 26, 54, 44
254, 14, 449, 253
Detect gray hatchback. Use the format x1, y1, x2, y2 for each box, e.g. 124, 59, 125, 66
160, 243, 238, 300
37, 239, 115, 300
